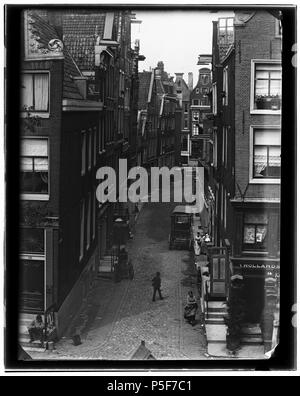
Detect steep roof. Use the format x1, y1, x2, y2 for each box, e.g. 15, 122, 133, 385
62, 12, 106, 71
138, 71, 152, 110
26, 11, 83, 100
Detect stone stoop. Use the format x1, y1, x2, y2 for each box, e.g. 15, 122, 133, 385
241, 324, 264, 345
19, 313, 46, 352
205, 301, 227, 325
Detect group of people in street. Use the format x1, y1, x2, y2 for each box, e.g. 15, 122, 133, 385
151, 273, 199, 326
194, 230, 210, 256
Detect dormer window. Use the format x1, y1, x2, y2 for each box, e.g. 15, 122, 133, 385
218, 18, 234, 45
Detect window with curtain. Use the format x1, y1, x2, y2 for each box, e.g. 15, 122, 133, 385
21, 73, 49, 112
243, 212, 268, 250
21, 138, 49, 194
253, 63, 281, 110
253, 128, 281, 178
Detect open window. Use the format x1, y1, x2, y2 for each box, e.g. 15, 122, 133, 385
251, 60, 281, 113
250, 126, 281, 183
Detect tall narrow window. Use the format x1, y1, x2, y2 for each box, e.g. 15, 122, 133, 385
88, 129, 92, 170
80, 200, 85, 260
93, 127, 97, 166
92, 188, 96, 240
21, 73, 49, 112
86, 193, 91, 249
81, 131, 86, 175
21, 138, 49, 195
212, 83, 217, 115
222, 67, 228, 106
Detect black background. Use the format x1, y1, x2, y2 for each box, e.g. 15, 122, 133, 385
4, 4, 297, 373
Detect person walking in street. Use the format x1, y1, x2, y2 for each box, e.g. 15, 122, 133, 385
152, 272, 163, 302
184, 290, 198, 326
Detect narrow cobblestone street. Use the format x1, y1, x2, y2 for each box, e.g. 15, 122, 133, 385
30, 201, 207, 360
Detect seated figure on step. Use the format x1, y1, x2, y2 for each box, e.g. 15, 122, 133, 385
27, 314, 44, 344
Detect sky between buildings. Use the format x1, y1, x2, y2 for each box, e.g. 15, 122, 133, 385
131, 10, 234, 88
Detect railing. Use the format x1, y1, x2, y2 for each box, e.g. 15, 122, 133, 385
44, 303, 56, 343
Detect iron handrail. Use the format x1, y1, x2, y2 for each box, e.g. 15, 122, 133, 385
44, 303, 56, 341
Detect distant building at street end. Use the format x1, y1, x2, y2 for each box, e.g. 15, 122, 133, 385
174, 73, 191, 166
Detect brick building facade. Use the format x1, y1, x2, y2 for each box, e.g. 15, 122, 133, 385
19, 9, 142, 344
207, 11, 281, 351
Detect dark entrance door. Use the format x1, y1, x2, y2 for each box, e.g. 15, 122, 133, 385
20, 258, 44, 312
208, 247, 228, 299
243, 276, 265, 323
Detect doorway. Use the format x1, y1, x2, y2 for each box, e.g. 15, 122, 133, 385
19, 257, 44, 312
243, 276, 265, 324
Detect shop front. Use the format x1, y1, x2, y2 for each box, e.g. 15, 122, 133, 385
231, 259, 280, 325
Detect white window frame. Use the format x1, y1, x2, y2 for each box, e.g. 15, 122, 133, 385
222, 66, 228, 106
20, 71, 50, 118
249, 125, 281, 184
21, 137, 50, 201
212, 83, 217, 115
250, 59, 281, 115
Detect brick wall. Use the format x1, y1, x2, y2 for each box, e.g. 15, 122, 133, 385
234, 10, 281, 199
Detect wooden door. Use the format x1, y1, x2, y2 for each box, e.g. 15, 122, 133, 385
208, 247, 228, 299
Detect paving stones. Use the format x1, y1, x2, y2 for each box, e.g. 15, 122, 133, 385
29, 202, 208, 361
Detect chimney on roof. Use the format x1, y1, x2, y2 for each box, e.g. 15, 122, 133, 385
188, 72, 193, 91
157, 61, 164, 73
175, 73, 184, 78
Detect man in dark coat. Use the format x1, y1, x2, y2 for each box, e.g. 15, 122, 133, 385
152, 272, 163, 302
